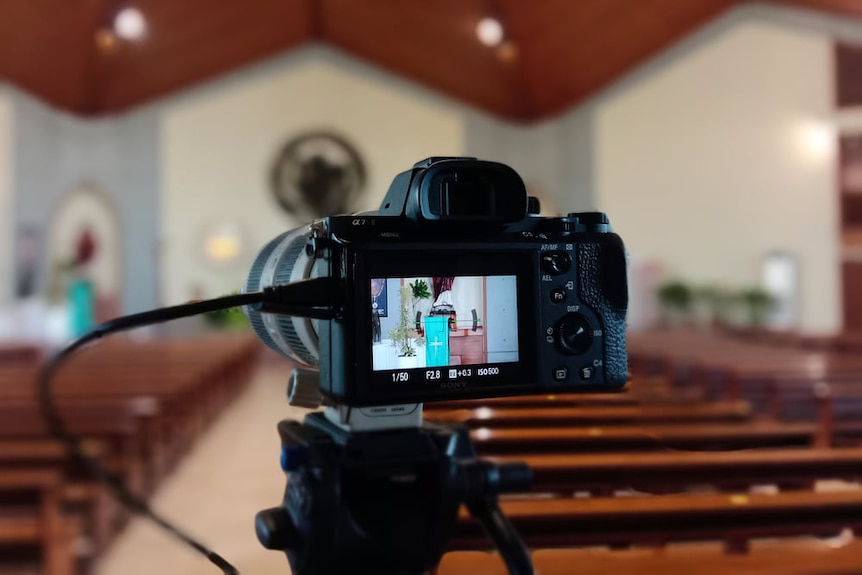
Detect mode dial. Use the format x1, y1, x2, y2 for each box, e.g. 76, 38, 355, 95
567, 212, 610, 232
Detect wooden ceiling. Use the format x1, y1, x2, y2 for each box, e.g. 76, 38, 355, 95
1, 0, 860, 122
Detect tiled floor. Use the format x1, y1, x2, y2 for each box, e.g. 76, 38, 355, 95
95, 363, 304, 575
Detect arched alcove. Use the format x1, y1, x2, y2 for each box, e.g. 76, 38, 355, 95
47, 183, 122, 321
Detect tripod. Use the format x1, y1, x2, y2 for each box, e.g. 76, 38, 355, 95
255, 411, 534, 575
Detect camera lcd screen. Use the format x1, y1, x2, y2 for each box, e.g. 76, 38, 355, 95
370, 275, 519, 382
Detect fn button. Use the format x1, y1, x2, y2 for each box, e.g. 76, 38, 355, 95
550, 288, 567, 304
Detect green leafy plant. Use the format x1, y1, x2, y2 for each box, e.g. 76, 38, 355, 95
692, 286, 734, 327
658, 281, 693, 312
408, 278, 432, 330
202, 291, 250, 329
409, 279, 431, 301
388, 285, 424, 356
657, 280, 694, 326
739, 287, 774, 327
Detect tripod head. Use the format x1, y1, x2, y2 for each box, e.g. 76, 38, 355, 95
255, 410, 534, 575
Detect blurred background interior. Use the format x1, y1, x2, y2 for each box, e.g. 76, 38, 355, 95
2, 0, 861, 337
5, 1, 862, 574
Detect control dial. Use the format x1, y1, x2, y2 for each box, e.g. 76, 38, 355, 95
541, 251, 572, 275
555, 313, 593, 355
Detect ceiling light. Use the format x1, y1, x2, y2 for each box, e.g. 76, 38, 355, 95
114, 7, 147, 41
497, 40, 519, 62
95, 28, 119, 53
476, 16, 504, 47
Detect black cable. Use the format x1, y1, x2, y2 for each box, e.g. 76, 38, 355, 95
37, 291, 266, 575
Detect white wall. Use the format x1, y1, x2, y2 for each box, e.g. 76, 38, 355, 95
595, 21, 839, 333
0, 91, 12, 305
463, 109, 596, 216
161, 50, 464, 303
12, 93, 161, 313
1, 4, 852, 335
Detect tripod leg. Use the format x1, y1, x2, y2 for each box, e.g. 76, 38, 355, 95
465, 498, 533, 575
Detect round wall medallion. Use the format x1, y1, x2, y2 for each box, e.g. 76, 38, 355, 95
270, 132, 366, 220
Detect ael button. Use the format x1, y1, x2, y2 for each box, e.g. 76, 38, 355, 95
541, 251, 572, 275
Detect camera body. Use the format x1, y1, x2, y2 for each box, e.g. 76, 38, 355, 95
245, 157, 628, 407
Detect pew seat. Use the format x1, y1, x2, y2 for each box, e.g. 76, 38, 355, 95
0, 439, 114, 554
438, 539, 862, 575
489, 447, 862, 494
0, 469, 73, 575
0, 333, 262, 573
429, 386, 703, 410
452, 490, 862, 552
470, 421, 819, 454
429, 401, 752, 428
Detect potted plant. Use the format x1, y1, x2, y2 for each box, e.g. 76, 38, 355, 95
389, 285, 425, 367
409, 279, 432, 332
657, 280, 693, 327
693, 285, 734, 329
740, 287, 775, 328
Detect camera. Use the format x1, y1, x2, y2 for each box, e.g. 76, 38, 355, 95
247, 157, 628, 574
243, 157, 628, 410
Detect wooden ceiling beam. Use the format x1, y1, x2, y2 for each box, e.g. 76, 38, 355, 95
94, 0, 316, 111
0, 0, 860, 121
318, 0, 525, 119
0, 0, 103, 113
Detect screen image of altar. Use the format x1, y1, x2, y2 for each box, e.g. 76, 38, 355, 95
371, 275, 519, 371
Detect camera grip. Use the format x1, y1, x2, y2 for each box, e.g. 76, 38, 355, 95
578, 242, 628, 385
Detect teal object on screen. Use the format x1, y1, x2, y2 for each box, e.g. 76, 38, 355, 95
68, 277, 95, 337
424, 316, 449, 367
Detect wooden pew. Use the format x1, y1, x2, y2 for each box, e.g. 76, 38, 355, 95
487, 448, 862, 495
438, 337, 862, 572
0, 398, 149, 559
450, 490, 862, 553
438, 539, 862, 575
0, 333, 261, 488
0, 344, 41, 366
0, 439, 113, 554
427, 401, 751, 428
715, 357, 862, 404
0, 469, 73, 575
628, 331, 862, 426
0, 333, 261, 569
429, 386, 703, 411
469, 421, 819, 454
773, 380, 862, 445
0, 400, 148, 495
629, 330, 862, 393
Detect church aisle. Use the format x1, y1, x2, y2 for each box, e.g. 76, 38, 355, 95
95, 362, 302, 575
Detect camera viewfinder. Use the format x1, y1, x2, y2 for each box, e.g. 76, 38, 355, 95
443, 174, 495, 218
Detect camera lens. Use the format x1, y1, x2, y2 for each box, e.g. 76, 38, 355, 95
555, 313, 593, 355
243, 226, 321, 366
